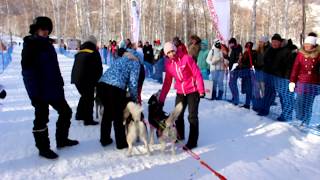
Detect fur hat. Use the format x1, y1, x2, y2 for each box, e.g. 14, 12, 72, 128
29, 16, 53, 35
304, 36, 317, 45
85, 35, 97, 45
271, 33, 282, 41
164, 42, 177, 55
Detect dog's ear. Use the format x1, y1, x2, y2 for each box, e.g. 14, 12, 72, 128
148, 95, 157, 105
166, 102, 183, 125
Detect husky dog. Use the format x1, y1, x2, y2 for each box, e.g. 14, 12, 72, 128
94, 94, 104, 121
158, 102, 183, 154
123, 102, 150, 156
147, 91, 169, 145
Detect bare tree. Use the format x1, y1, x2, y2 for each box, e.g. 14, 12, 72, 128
252, 0, 257, 42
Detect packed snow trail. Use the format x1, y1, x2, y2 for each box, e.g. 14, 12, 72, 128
0, 45, 320, 179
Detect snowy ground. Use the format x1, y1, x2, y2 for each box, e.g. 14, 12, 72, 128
0, 46, 320, 180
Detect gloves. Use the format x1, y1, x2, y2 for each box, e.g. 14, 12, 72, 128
251, 66, 255, 73
289, 82, 295, 92
231, 63, 238, 71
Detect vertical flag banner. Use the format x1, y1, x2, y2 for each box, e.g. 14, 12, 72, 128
207, 0, 230, 41
131, 0, 140, 43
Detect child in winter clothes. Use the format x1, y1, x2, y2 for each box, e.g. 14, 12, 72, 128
289, 35, 320, 126
197, 40, 210, 80
159, 42, 205, 150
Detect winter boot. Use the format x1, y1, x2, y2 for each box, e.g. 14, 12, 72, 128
39, 149, 59, 159
211, 89, 217, 100
217, 90, 224, 100
57, 139, 79, 148
33, 128, 58, 159
84, 120, 99, 126
55, 106, 79, 148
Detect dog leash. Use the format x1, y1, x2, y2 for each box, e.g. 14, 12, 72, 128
143, 119, 227, 180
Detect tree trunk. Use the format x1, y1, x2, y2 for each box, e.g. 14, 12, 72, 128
252, 0, 257, 43
301, 0, 306, 46
63, 0, 69, 38
120, 0, 124, 40
201, 0, 208, 40
183, 0, 190, 44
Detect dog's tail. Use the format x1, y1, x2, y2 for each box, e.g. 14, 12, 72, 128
167, 102, 183, 123
125, 102, 143, 122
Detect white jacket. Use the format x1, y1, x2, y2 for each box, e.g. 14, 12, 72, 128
206, 46, 227, 71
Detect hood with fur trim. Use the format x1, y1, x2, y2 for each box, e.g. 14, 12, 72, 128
299, 47, 320, 58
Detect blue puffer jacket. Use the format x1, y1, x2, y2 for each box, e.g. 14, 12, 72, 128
99, 56, 140, 101
21, 35, 65, 101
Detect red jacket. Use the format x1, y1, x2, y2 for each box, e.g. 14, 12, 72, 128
290, 49, 320, 84
159, 54, 205, 103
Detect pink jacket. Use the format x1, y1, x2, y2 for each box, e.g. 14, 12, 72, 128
159, 54, 205, 103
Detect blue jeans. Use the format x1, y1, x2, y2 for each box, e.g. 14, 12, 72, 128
144, 62, 153, 78
259, 73, 276, 115
240, 69, 252, 106
211, 70, 224, 91
229, 70, 240, 104
274, 77, 294, 121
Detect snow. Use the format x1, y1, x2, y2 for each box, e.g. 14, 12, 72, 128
0, 46, 320, 180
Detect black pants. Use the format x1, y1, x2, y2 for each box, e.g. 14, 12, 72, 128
31, 98, 72, 150
175, 92, 200, 147
75, 83, 95, 122
97, 83, 128, 148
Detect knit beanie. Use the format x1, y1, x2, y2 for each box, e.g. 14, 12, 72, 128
164, 42, 177, 55
304, 36, 317, 45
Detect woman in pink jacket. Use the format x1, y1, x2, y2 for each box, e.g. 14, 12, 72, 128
159, 42, 205, 150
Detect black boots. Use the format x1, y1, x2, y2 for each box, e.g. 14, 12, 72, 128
33, 129, 58, 159
39, 149, 59, 159
57, 139, 79, 148
84, 120, 99, 126
33, 126, 79, 159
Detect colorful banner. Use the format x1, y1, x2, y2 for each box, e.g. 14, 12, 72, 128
131, 0, 140, 43
207, 0, 230, 41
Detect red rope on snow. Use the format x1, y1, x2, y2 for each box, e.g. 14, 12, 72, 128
143, 119, 227, 179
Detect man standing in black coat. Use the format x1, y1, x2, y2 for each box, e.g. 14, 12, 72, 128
258, 33, 294, 120
21, 16, 78, 159
71, 35, 103, 125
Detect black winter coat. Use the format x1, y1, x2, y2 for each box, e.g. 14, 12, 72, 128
21, 35, 65, 101
263, 47, 294, 79
228, 44, 243, 70
71, 42, 102, 86
143, 45, 154, 64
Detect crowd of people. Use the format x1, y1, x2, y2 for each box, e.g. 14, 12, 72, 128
18, 16, 320, 159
